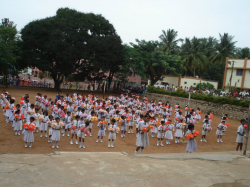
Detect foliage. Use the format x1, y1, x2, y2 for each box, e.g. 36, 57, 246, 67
236, 47, 250, 59
159, 29, 183, 54
0, 18, 21, 85
148, 86, 250, 107
129, 39, 185, 85
21, 8, 118, 91
195, 82, 214, 90
180, 37, 207, 77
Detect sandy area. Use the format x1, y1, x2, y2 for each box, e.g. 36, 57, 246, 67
0, 86, 248, 154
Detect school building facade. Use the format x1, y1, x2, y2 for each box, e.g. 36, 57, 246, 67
155, 75, 218, 89
223, 57, 250, 92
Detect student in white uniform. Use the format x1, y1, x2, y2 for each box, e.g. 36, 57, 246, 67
96, 116, 106, 143
135, 115, 150, 154
108, 119, 117, 148
70, 115, 80, 145
157, 120, 165, 147
64, 111, 72, 137
39, 111, 49, 137
23, 117, 35, 148
236, 119, 246, 152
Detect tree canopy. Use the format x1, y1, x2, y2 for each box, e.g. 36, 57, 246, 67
0, 18, 21, 84
21, 8, 122, 90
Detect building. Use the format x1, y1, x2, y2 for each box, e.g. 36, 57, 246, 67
223, 57, 250, 92
155, 75, 218, 89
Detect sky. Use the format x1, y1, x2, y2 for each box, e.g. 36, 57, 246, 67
1, 0, 250, 48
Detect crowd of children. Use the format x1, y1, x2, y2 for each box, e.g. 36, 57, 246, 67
0, 90, 248, 154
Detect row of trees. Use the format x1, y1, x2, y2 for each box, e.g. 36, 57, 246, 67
1, 8, 249, 90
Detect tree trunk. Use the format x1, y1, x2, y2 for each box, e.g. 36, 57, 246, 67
193, 67, 196, 77
54, 78, 62, 92
5, 75, 8, 88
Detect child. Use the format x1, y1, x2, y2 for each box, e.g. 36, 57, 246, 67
96, 116, 106, 143
196, 108, 201, 123
165, 120, 174, 144
120, 115, 127, 137
23, 117, 35, 148
40, 111, 49, 137
236, 119, 246, 152
174, 120, 183, 143
201, 119, 210, 142
135, 115, 150, 154
157, 120, 165, 146
186, 123, 197, 153
108, 119, 117, 148
34, 108, 40, 132
77, 122, 89, 149
51, 117, 61, 149
47, 115, 53, 143
87, 111, 95, 137
128, 110, 136, 134
13, 109, 22, 135
70, 115, 80, 145
64, 111, 72, 137
216, 120, 225, 143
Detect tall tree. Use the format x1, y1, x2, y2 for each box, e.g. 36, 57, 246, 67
181, 37, 206, 77
212, 33, 237, 64
21, 8, 117, 91
0, 18, 21, 87
159, 29, 183, 54
130, 39, 185, 85
236, 47, 250, 59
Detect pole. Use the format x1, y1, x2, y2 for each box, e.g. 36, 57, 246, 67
183, 92, 191, 141
243, 103, 250, 155
229, 61, 234, 93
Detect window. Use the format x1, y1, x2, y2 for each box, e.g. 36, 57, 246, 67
236, 69, 243, 76
184, 82, 187, 84
193, 83, 196, 85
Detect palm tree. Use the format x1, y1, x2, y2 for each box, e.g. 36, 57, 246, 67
212, 33, 237, 64
236, 47, 250, 58
181, 37, 207, 77
159, 29, 183, 54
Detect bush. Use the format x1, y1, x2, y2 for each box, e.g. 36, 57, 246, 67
148, 86, 249, 108
195, 82, 214, 90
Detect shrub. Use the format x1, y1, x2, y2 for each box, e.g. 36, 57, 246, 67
148, 86, 249, 107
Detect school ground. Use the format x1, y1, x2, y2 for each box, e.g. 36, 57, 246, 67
0, 151, 250, 187
0, 86, 249, 154
1, 86, 250, 186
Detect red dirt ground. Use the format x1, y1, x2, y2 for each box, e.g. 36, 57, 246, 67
0, 86, 248, 154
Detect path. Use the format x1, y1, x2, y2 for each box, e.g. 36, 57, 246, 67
1, 151, 250, 187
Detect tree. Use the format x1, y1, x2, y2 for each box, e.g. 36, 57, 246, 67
181, 37, 207, 77
159, 29, 183, 54
21, 8, 117, 91
212, 33, 237, 64
0, 18, 21, 87
130, 39, 185, 86
236, 47, 250, 59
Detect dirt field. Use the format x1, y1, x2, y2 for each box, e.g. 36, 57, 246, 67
0, 86, 248, 154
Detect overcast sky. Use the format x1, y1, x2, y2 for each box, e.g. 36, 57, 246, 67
1, 0, 249, 47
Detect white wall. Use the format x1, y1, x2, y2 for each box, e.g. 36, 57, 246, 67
227, 59, 244, 68
180, 78, 200, 88
156, 76, 179, 87
225, 69, 242, 87
201, 80, 218, 89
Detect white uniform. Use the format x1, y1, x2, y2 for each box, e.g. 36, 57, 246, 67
97, 122, 106, 136
236, 125, 245, 143
108, 124, 116, 140
136, 121, 149, 147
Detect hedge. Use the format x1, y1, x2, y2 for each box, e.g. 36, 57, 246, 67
148, 86, 250, 108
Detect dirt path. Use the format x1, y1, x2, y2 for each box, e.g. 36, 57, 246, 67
0, 86, 247, 154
